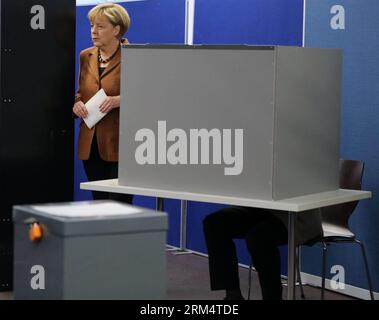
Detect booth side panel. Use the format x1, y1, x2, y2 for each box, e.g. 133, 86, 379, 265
273, 47, 341, 200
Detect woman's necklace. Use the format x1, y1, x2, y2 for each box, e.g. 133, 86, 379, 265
98, 44, 120, 64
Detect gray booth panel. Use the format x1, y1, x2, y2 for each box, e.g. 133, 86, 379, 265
273, 46, 341, 199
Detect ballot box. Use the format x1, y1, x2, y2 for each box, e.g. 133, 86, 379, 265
13, 201, 168, 300
119, 45, 342, 200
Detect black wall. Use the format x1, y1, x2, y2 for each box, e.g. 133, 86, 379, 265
0, 0, 75, 290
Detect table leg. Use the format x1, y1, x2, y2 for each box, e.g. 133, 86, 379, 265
170, 200, 192, 255
180, 200, 187, 250
287, 211, 296, 300
156, 197, 164, 212
157, 198, 192, 254
156, 197, 175, 252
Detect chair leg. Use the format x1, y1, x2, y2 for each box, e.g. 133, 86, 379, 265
248, 263, 253, 300
296, 247, 305, 299
321, 242, 328, 300
355, 240, 375, 300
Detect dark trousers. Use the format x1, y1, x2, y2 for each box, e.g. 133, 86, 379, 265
83, 136, 133, 204
203, 206, 288, 300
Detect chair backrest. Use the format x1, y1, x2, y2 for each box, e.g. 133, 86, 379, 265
321, 159, 365, 228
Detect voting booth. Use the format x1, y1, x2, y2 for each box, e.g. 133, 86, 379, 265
119, 45, 342, 200
13, 201, 168, 300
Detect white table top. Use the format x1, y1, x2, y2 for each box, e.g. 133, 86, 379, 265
80, 179, 372, 212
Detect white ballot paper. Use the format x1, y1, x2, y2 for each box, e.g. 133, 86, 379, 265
32, 202, 141, 218
83, 89, 108, 129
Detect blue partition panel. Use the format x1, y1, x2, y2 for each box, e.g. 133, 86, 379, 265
194, 0, 303, 45
303, 0, 379, 294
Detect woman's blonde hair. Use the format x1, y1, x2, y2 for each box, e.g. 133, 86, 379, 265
88, 3, 131, 38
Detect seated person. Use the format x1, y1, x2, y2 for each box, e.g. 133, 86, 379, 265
203, 206, 323, 300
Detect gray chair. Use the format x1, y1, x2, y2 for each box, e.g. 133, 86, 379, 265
298, 159, 374, 300
248, 159, 374, 300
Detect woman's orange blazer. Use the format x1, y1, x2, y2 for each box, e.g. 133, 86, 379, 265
75, 38, 128, 162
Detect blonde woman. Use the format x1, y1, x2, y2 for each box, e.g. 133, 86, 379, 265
73, 3, 133, 203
